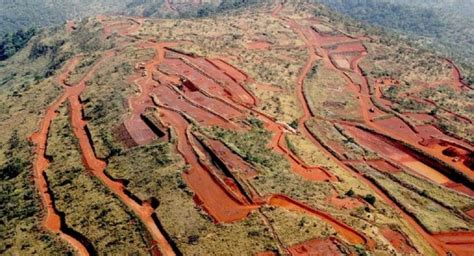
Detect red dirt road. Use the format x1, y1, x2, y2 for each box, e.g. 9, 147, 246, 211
31, 50, 176, 255
30, 3, 474, 255
273, 3, 474, 255
157, 108, 256, 222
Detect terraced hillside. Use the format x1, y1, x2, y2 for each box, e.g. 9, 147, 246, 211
1, 1, 473, 255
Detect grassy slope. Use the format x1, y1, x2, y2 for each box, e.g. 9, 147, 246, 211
315, 0, 474, 65
0, 0, 133, 34
1, 1, 473, 254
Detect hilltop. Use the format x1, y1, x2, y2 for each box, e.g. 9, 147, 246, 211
1, 1, 473, 255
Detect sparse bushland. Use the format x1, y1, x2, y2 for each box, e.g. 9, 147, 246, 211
0, 23, 80, 256
203, 120, 435, 255
0, 0, 133, 35
393, 171, 474, 211
82, 46, 155, 159
305, 119, 371, 161
0, 129, 71, 255
105, 128, 279, 255
0, 28, 37, 61
45, 104, 150, 255
1, 0, 473, 255
261, 206, 337, 246
315, 0, 474, 68
353, 163, 474, 233
140, 10, 306, 123
304, 62, 363, 122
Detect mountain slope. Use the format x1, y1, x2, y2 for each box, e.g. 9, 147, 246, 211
0, 0, 136, 34
315, 0, 474, 70
1, 1, 474, 255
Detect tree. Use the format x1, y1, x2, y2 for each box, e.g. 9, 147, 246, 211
363, 194, 376, 205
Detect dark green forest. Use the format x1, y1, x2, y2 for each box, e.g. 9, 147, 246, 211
315, 0, 474, 64
0, 28, 37, 61
1, 0, 473, 66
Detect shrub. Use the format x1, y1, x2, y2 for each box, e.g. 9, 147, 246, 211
363, 194, 376, 205
345, 188, 355, 197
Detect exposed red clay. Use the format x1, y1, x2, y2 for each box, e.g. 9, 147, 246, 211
368, 159, 402, 174
446, 59, 472, 91
43, 3, 473, 254
66, 20, 76, 33
246, 41, 272, 50
268, 195, 373, 248
30, 57, 90, 256
273, 5, 473, 254
287, 238, 343, 256
466, 208, 474, 218
204, 138, 258, 179
157, 108, 256, 223
432, 232, 474, 256
32, 47, 176, 255
381, 228, 417, 254
208, 58, 249, 83
325, 191, 365, 210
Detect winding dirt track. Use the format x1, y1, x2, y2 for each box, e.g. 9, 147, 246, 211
30, 2, 474, 255
32, 46, 176, 254
272, 2, 474, 255
30, 57, 90, 256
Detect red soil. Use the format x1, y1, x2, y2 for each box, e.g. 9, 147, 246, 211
344, 125, 454, 184
381, 228, 417, 254
268, 195, 372, 247
205, 139, 258, 179
372, 117, 419, 142
264, 118, 337, 182
208, 58, 249, 83
287, 238, 343, 256
325, 191, 365, 210
246, 41, 272, 50
326, 42, 366, 54
274, 5, 473, 254
446, 58, 472, 91
30, 57, 90, 256
404, 113, 436, 123
466, 208, 474, 218
31, 48, 176, 255
368, 159, 402, 174
433, 232, 474, 256
66, 20, 76, 33
157, 109, 256, 222
33, 3, 472, 254
271, 1, 283, 17
159, 55, 254, 106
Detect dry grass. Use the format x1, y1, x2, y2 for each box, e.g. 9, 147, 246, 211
45, 104, 150, 255
261, 206, 336, 246
304, 62, 363, 122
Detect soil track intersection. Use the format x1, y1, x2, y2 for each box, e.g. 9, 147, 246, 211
29, 1, 474, 255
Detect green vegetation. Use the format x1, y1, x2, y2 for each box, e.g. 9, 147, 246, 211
363, 194, 376, 205
45, 104, 150, 255
394, 172, 474, 211
106, 129, 279, 254
0, 130, 70, 254
316, 0, 474, 65
0, 0, 132, 35
205, 120, 334, 209
304, 62, 363, 122
305, 119, 371, 160
261, 206, 337, 246
82, 46, 154, 159
2, 1, 473, 254
354, 163, 474, 233
0, 28, 37, 61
